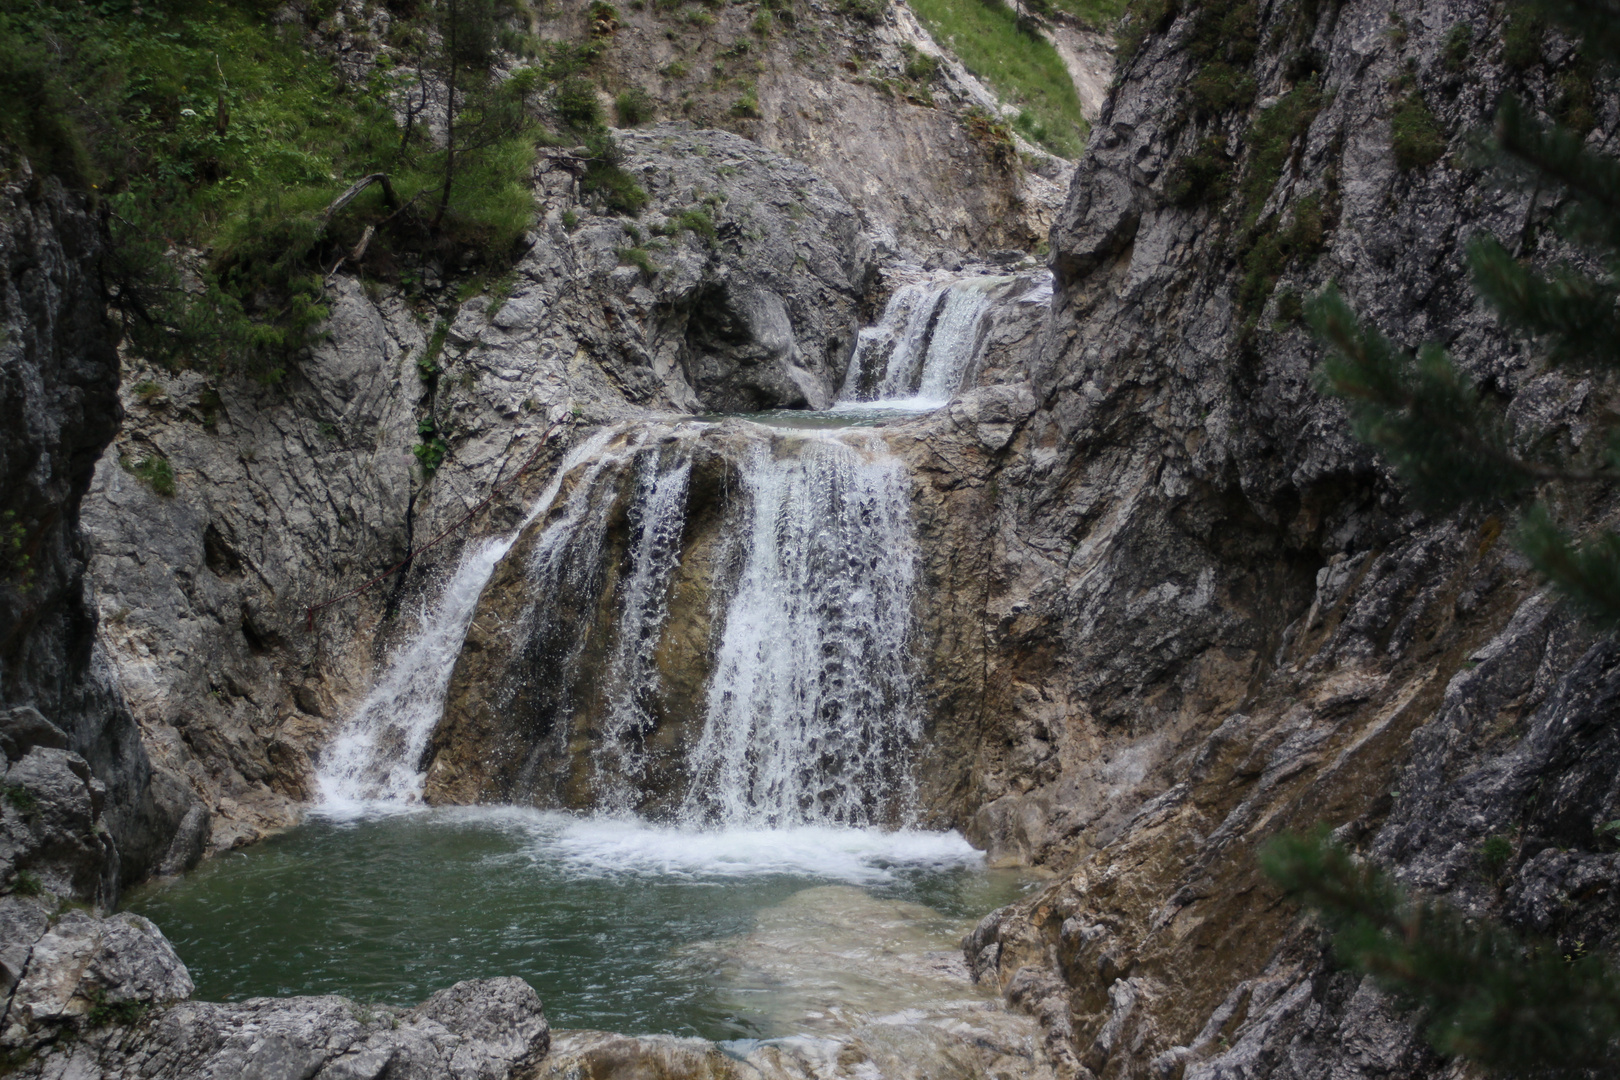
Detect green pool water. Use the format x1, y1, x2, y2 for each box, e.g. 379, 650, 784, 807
122, 807, 1029, 1041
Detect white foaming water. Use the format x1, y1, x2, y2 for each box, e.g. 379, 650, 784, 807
542, 816, 981, 882
308, 802, 983, 884
316, 427, 621, 805
592, 452, 694, 812
681, 432, 919, 828
838, 275, 1007, 409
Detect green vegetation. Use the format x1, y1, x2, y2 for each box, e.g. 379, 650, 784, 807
0, 1, 590, 384
1024, 0, 1127, 32
1391, 92, 1446, 171
125, 455, 178, 498
11, 870, 41, 897
617, 246, 660, 275
1480, 833, 1515, 877
133, 379, 164, 405
0, 510, 31, 590
1266, 832, 1620, 1076
84, 988, 148, 1029
906, 0, 1087, 157
961, 106, 1019, 170
1442, 21, 1473, 73
1163, 135, 1233, 207
1307, 0, 1620, 626
615, 86, 655, 127
665, 207, 718, 241
1179, 0, 1261, 120
1501, 2, 1546, 70
2, 783, 39, 815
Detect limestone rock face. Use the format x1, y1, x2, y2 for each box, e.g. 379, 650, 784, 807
12, 977, 551, 1080
908, 0, 1620, 1075
0, 164, 198, 891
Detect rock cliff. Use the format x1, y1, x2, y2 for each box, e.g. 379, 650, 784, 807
922, 0, 1620, 1075
0, 162, 198, 900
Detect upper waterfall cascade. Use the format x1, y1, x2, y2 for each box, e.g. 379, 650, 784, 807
837, 270, 1050, 409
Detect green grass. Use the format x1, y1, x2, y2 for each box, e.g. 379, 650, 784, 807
906, 0, 1088, 157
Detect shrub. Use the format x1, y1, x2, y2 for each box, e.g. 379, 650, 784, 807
730, 88, 761, 118
1481, 834, 1515, 876
1392, 93, 1446, 171
615, 87, 654, 127
1187, 62, 1257, 117
1443, 22, 1473, 73
127, 455, 178, 498
617, 246, 660, 275
554, 77, 603, 131
1164, 135, 1233, 206
11, 871, 42, 897
669, 207, 718, 240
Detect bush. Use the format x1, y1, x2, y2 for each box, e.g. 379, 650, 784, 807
615, 87, 654, 127
1392, 93, 1446, 171
617, 246, 660, 275
554, 77, 603, 130
126, 455, 178, 498
1164, 135, 1233, 206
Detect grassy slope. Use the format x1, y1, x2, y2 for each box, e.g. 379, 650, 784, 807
906, 0, 1090, 157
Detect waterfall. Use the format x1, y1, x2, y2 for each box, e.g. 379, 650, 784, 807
680, 433, 919, 828
590, 451, 694, 814
838, 275, 1006, 408
316, 427, 621, 804
320, 418, 924, 831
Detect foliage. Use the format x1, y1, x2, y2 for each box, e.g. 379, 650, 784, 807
1306, 0, 1620, 625
837, 0, 889, 24
1264, 832, 1620, 1075
617, 245, 660, 275
615, 86, 655, 127
962, 107, 1019, 170
2, 784, 39, 815
1180, 0, 1261, 119
1237, 78, 1324, 226
666, 207, 718, 240
1391, 93, 1447, 171
0, 510, 31, 590
1164, 135, 1233, 206
11, 870, 42, 897
125, 455, 178, 498
907, 0, 1087, 157
1443, 22, 1474, 73
0, 0, 541, 383
84, 988, 149, 1029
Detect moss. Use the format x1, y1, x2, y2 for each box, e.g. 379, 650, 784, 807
1391, 92, 1446, 171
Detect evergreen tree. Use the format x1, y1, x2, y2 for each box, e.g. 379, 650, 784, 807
1264, 833, 1620, 1077
1307, 0, 1620, 624
1290, 4, 1620, 1074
